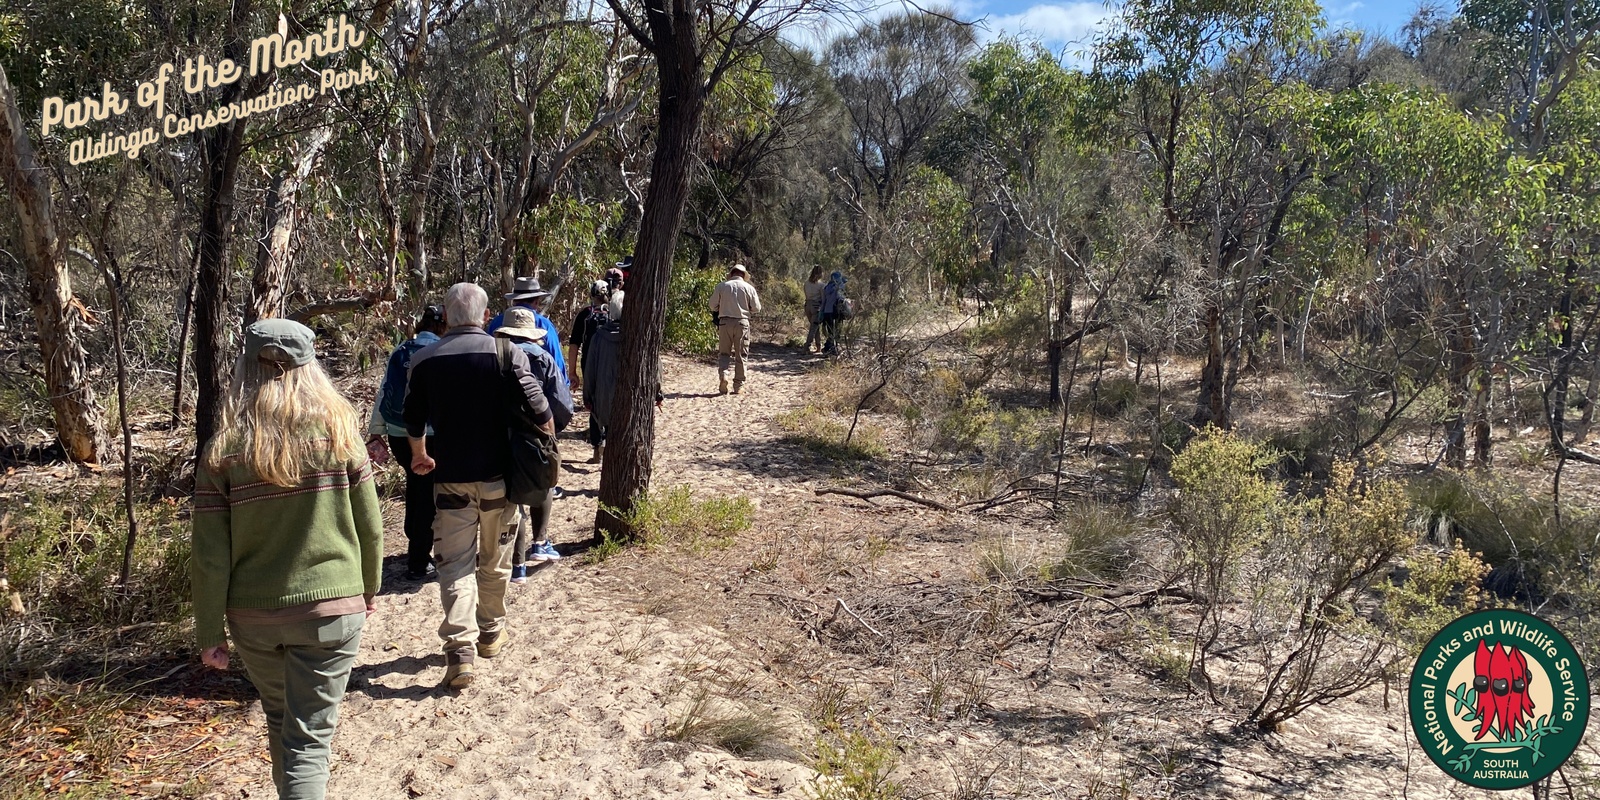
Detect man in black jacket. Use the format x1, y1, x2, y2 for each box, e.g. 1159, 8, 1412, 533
404, 282, 552, 689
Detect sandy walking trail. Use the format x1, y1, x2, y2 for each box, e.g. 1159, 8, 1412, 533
213, 345, 823, 799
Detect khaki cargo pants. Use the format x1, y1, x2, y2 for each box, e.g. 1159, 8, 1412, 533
717, 319, 750, 387
432, 479, 513, 661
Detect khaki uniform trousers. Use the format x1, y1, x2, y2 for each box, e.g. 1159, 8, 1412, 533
717, 319, 750, 387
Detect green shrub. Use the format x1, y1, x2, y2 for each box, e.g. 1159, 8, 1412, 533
2, 487, 191, 681
763, 276, 805, 313
615, 485, 754, 551
1380, 542, 1489, 656
1169, 433, 1483, 730
1170, 427, 1279, 607
664, 266, 723, 353
1408, 471, 1566, 570
807, 729, 902, 800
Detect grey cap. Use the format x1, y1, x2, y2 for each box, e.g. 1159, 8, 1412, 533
245, 318, 316, 367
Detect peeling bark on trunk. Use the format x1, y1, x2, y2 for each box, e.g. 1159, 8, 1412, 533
248, 127, 334, 323
0, 64, 105, 463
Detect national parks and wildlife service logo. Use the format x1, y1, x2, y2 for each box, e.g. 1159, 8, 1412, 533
1409, 609, 1589, 789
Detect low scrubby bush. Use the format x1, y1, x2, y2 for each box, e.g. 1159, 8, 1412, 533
1169, 430, 1486, 731
603, 485, 754, 552
2, 487, 191, 682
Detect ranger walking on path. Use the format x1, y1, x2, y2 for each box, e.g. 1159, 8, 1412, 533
709, 264, 762, 395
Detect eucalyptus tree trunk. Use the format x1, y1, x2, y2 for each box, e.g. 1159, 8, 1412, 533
192, 0, 258, 459
248, 127, 335, 323
595, 0, 709, 538
0, 64, 105, 463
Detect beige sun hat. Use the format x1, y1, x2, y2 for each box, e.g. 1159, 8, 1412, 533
494, 306, 548, 342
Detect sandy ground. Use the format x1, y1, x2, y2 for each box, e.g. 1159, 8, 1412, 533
194, 340, 1587, 800
202, 346, 824, 799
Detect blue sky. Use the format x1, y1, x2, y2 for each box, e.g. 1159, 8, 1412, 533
789, 1, 1460, 60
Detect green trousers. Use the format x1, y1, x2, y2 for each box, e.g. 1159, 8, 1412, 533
229, 612, 365, 800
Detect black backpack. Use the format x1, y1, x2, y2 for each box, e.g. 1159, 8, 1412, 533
494, 338, 561, 503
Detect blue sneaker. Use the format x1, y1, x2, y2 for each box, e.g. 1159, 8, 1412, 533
531, 541, 563, 561
510, 564, 529, 584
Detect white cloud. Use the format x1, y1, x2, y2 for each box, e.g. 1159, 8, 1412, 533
980, 2, 1112, 64
781, 0, 1112, 64
983, 3, 1109, 46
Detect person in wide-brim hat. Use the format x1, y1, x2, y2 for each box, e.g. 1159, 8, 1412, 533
493, 306, 549, 343
505, 276, 551, 302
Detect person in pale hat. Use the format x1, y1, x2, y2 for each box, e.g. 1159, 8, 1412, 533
488, 276, 567, 384
708, 263, 762, 394
495, 307, 573, 578
193, 318, 382, 800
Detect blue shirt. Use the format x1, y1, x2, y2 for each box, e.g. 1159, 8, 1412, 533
489, 306, 567, 383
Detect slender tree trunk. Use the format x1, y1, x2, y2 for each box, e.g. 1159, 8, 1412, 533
192, 0, 257, 459
402, 108, 437, 297
100, 255, 139, 587
1444, 320, 1475, 470
248, 127, 334, 323
0, 64, 105, 463
595, 6, 708, 538
1195, 304, 1228, 429
1577, 340, 1600, 443
376, 137, 403, 298
193, 123, 249, 458
171, 249, 199, 426
1547, 259, 1577, 449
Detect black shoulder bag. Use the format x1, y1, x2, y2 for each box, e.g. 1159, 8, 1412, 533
495, 338, 561, 503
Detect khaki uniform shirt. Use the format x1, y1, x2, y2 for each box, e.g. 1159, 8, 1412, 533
710, 278, 762, 322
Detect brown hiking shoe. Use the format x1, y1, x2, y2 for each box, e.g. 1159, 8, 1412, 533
719, 378, 730, 395
443, 653, 475, 689
477, 627, 511, 659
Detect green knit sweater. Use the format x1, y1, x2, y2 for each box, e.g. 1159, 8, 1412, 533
191, 444, 384, 649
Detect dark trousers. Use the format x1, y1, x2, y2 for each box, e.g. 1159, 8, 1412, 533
388, 436, 437, 573
587, 414, 606, 447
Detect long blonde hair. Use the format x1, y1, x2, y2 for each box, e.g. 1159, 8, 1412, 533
203, 353, 364, 487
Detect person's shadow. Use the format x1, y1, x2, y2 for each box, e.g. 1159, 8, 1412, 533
377, 556, 432, 597
347, 653, 446, 701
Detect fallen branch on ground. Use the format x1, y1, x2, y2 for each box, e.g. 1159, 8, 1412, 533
815, 487, 954, 512
826, 598, 888, 641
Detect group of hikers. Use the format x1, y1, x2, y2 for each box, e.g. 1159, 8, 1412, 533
189, 259, 852, 799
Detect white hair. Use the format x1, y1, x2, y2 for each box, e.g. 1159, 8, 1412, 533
444, 282, 488, 327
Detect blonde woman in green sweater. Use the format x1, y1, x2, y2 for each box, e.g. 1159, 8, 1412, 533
192, 319, 383, 800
